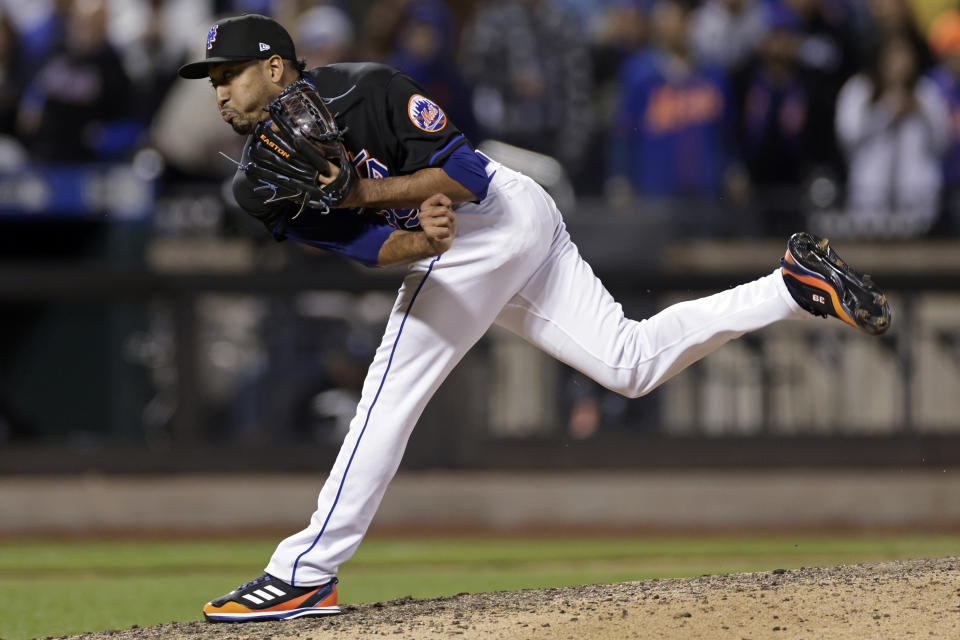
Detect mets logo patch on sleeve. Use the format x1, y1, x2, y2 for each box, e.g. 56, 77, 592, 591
408, 95, 447, 132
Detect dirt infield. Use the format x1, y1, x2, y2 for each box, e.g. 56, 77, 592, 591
64, 557, 958, 640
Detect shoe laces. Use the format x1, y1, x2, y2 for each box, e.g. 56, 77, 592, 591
238, 574, 271, 591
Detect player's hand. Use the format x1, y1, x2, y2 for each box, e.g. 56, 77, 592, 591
315, 161, 340, 186
883, 87, 916, 118
330, 170, 365, 209
419, 193, 457, 255
316, 162, 368, 210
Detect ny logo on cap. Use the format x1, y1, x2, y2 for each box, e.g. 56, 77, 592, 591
259, 42, 271, 52
206, 24, 218, 50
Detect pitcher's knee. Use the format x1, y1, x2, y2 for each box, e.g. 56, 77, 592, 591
620, 385, 652, 400
604, 374, 655, 399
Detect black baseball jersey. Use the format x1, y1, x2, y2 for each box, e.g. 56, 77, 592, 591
233, 62, 490, 266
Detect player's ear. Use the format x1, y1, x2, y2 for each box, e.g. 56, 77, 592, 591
265, 55, 285, 83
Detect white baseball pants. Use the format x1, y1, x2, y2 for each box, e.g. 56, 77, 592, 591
266, 162, 806, 586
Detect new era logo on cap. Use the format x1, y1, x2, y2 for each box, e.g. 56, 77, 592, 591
259, 42, 270, 51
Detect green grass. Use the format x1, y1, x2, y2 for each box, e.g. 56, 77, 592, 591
0, 532, 957, 640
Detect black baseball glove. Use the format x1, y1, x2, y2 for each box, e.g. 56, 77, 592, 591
242, 79, 356, 219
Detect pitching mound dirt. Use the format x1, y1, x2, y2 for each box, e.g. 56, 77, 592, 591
63, 557, 958, 640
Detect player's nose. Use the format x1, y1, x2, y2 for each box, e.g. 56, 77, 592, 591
216, 85, 230, 108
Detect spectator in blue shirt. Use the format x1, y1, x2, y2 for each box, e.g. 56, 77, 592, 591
736, 5, 809, 182
731, 2, 812, 233
775, 0, 859, 172
607, 0, 746, 210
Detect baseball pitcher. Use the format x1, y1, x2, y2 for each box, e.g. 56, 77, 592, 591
177, 14, 891, 622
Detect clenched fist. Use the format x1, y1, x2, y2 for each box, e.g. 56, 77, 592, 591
419, 193, 457, 255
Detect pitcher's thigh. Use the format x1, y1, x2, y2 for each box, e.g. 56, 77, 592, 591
494, 235, 641, 389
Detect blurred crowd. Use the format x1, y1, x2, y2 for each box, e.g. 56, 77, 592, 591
2, 0, 960, 239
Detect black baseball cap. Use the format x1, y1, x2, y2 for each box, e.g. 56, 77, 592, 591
178, 14, 297, 79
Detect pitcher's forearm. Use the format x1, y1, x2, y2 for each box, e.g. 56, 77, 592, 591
377, 229, 447, 266
346, 168, 475, 209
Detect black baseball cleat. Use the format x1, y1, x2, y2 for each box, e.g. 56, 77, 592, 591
202, 573, 339, 622
780, 232, 891, 336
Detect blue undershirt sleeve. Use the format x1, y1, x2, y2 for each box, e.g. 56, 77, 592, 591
441, 144, 492, 202
285, 217, 395, 268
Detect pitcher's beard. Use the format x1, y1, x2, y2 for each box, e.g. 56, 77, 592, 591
231, 119, 255, 135
228, 111, 263, 136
